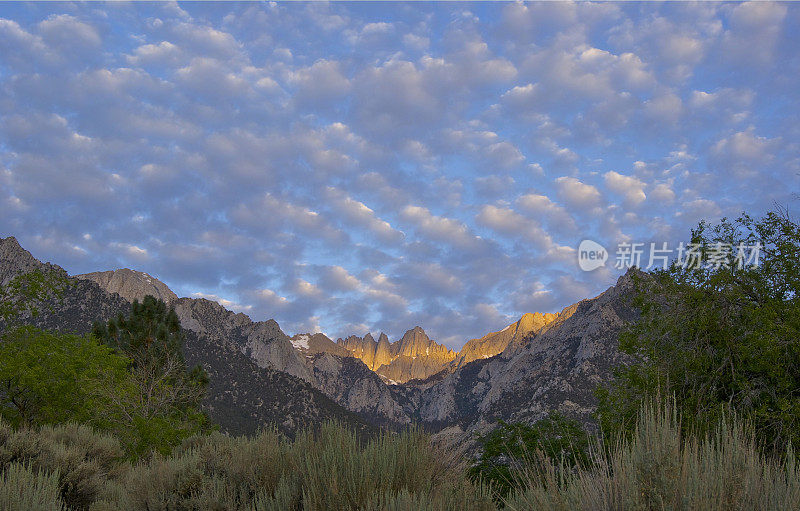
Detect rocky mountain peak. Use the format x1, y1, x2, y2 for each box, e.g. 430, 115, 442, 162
77, 268, 178, 304
395, 326, 432, 357
1, 236, 60, 285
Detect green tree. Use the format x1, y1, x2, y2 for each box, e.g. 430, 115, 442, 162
469, 412, 591, 499
0, 326, 132, 428
597, 209, 800, 451
92, 296, 210, 456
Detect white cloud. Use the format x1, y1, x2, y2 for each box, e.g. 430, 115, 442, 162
554, 176, 603, 211
400, 205, 482, 250
710, 127, 779, 177
127, 41, 184, 67
517, 193, 577, 232
175, 57, 249, 98
289, 59, 351, 105
293, 279, 323, 298
604, 171, 647, 207
319, 265, 361, 292
649, 183, 676, 204
722, 2, 787, 66
325, 187, 405, 243
38, 14, 100, 48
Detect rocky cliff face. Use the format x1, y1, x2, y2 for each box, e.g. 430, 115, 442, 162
77, 268, 178, 304
336, 326, 456, 383
454, 312, 559, 368
416, 271, 639, 453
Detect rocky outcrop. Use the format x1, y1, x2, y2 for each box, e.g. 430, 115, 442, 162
77, 268, 178, 304
336, 326, 456, 383
0, 237, 63, 286
291, 332, 350, 358
172, 297, 314, 383
309, 352, 412, 425
418, 270, 639, 452
454, 312, 559, 368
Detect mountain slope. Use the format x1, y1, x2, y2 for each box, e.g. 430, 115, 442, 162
77, 268, 178, 304
0, 236, 372, 436
454, 312, 559, 368
417, 270, 639, 452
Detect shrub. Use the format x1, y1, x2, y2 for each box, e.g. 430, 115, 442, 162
505, 400, 800, 511
0, 462, 65, 510
0, 419, 125, 510
102, 421, 493, 511
469, 412, 592, 500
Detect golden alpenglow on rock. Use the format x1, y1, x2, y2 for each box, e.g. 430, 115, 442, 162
335, 316, 558, 383
454, 312, 559, 368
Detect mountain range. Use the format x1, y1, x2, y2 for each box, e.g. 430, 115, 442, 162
0, 235, 637, 452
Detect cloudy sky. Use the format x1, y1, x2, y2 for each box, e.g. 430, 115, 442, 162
1, 2, 798, 348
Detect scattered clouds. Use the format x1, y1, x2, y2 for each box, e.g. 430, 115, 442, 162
0, 2, 797, 347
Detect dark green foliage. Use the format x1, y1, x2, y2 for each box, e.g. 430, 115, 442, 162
0, 326, 131, 429
93, 296, 210, 457
470, 412, 591, 499
597, 210, 800, 452
93, 296, 185, 369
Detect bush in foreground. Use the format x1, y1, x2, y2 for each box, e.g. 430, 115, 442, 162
0, 418, 493, 511
3, 404, 797, 510
470, 412, 591, 500
504, 402, 800, 511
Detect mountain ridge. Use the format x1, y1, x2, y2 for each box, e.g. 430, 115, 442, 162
0, 236, 374, 436
2, 235, 639, 453
71, 263, 563, 385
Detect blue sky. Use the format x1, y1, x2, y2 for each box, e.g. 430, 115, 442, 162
1, 2, 798, 348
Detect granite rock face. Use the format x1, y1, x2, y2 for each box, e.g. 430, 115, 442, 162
417, 270, 640, 452
77, 268, 178, 304
453, 312, 559, 368
336, 326, 457, 383
0, 237, 64, 286
172, 297, 315, 383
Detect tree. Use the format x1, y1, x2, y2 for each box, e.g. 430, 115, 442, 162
469, 412, 591, 499
597, 209, 800, 451
0, 326, 131, 428
92, 296, 210, 456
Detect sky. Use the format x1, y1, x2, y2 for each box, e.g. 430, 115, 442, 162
1, 2, 798, 349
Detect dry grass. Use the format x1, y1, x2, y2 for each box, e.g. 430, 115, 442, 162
504, 403, 800, 511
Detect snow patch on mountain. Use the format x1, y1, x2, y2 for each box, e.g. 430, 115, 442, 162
291, 334, 310, 350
